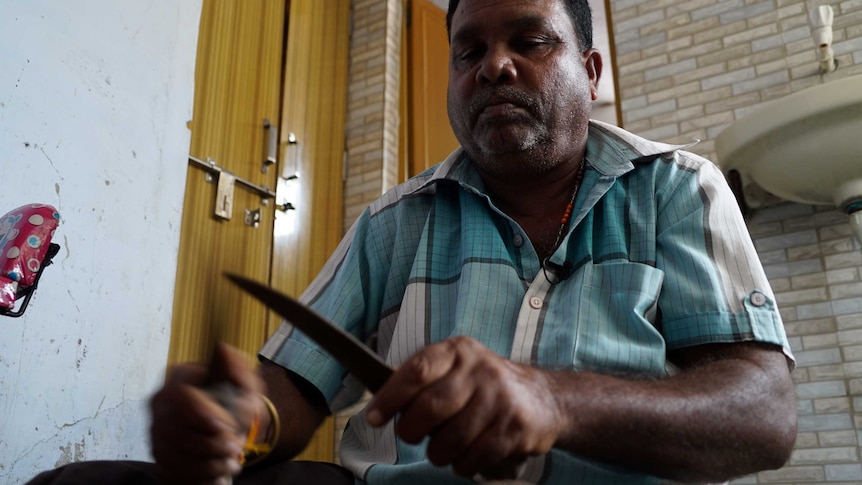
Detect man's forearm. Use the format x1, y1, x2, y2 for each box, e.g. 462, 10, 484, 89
547, 344, 797, 483
258, 362, 329, 462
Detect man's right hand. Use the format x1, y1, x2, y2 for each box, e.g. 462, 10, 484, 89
149, 343, 265, 485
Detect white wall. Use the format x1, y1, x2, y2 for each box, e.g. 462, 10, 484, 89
0, 1, 202, 483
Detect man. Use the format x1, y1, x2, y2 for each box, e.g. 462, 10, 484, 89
30, 0, 797, 484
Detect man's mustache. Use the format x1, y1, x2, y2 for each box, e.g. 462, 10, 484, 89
468, 87, 539, 120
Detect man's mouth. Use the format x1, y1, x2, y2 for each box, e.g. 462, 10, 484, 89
474, 95, 531, 122
479, 101, 522, 117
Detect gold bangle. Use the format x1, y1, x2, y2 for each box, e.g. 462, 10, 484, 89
261, 394, 281, 450
241, 394, 281, 467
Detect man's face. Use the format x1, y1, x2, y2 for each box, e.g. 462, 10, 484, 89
447, 0, 601, 177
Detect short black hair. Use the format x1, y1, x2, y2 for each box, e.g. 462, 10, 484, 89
446, 0, 594, 52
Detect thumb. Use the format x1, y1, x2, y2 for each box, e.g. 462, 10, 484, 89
206, 342, 253, 414
209, 342, 258, 388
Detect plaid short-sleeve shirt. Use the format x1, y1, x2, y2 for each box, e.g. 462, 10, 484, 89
260, 121, 792, 484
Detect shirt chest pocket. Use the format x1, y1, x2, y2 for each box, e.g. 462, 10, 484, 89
541, 261, 668, 376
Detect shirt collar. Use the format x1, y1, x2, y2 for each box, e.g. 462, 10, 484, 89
586, 119, 700, 177
407, 120, 700, 195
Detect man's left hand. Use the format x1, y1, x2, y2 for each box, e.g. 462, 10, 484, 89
364, 336, 563, 479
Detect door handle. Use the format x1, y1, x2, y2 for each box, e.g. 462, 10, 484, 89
262, 118, 278, 173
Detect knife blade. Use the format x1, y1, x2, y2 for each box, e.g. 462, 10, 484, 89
225, 273, 393, 393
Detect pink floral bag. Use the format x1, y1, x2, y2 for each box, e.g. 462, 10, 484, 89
0, 204, 61, 317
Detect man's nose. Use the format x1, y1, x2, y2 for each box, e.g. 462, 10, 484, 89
475, 48, 517, 85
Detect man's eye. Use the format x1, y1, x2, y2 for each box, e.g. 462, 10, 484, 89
454, 47, 483, 61
515, 39, 550, 52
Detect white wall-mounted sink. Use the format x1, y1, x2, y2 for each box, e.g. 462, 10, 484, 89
715, 75, 862, 209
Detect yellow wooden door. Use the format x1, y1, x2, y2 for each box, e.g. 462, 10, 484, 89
404, 0, 459, 178
169, 0, 286, 365
169, 0, 351, 462
272, 0, 351, 461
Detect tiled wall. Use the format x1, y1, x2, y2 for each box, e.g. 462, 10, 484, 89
745, 203, 862, 483
613, 0, 862, 159
343, 0, 403, 231
610, 0, 862, 482
336, 0, 404, 459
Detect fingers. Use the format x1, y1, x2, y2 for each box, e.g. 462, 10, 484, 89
206, 343, 267, 435
365, 336, 560, 478
394, 365, 476, 443
451, 420, 526, 478
153, 365, 238, 436
150, 378, 245, 482
150, 343, 266, 484
424, 391, 492, 465
365, 339, 461, 426
425, 383, 523, 477
210, 342, 264, 395
469, 454, 528, 481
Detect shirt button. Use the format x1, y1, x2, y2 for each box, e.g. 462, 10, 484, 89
750, 291, 767, 307
513, 234, 524, 247
529, 296, 543, 309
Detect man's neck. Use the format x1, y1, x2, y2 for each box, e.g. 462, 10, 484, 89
477, 154, 587, 260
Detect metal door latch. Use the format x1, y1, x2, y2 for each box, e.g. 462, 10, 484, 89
189, 156, 277, 221
215, 172, 236, 220
244, 208, 262, 228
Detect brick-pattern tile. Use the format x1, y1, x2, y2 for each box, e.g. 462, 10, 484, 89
337, 0, 403, 458
614, 0, 862, 163
612, 6, 862, 479
343, 0, 402, 231
743, 201, 862, 480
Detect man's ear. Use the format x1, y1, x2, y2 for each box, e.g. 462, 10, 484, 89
584, 49, 603, 102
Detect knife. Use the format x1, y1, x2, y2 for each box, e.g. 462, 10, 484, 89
225, 273, 393, 393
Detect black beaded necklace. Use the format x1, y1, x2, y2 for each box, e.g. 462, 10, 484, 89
541, 158, 587, 282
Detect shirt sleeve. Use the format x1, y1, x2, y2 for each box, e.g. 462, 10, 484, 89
654, 152, 794, 362
258, 210, 379, 412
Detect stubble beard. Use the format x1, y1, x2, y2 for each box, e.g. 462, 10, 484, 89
456, 87, 559, 178
468, 131, 558, 179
